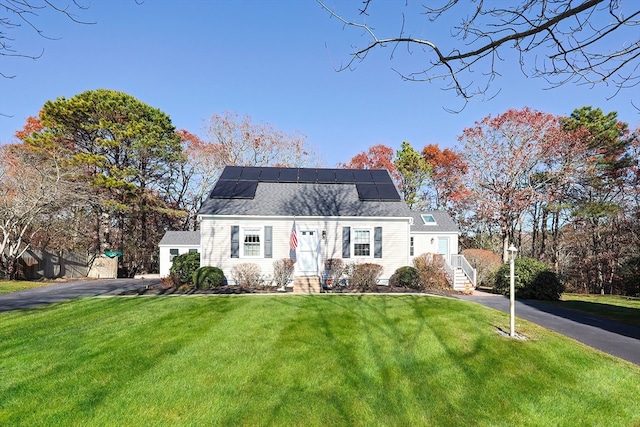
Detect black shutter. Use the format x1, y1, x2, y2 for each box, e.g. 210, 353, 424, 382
374, 227, 382, 258
264, 226, 272, 258
342, 226, 350, 258
231, 226, 239, 258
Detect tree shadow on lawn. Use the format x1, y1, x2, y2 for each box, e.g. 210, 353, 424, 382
520, 299, 640, 340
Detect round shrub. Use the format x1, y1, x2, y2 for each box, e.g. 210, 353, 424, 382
169, 252, 200, 284
494, 257, 563, 300
192, 266, 225, 289
389, 266, 420, 289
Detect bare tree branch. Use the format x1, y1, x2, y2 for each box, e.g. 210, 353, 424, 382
0, 0, 94, 78
318, 0, 640, 107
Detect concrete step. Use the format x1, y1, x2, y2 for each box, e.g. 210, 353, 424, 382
293, 276, 321, 294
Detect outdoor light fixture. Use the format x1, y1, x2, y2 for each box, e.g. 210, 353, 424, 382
322, 230, 326, 240
430, 238, 435, 244
508, 244, 518, 337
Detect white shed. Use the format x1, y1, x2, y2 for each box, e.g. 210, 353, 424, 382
158, 231, 201, 277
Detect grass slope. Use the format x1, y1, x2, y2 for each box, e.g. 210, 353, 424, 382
0, 280, 54, 295
546, 294, 640, 328
1, 295, 639, 426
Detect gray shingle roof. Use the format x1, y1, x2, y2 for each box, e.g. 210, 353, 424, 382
199, 182, 413, 217
409, 211, 459, 233
158, 231, 201, 246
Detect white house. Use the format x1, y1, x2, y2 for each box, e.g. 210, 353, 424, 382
158, 231, 200, 277
175, 166, 475, 291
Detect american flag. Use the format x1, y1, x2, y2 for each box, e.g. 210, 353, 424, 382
290, 220, 298, 251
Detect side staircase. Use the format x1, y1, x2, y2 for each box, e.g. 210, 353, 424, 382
292, 276, 322, 294
444, 255, 477, 293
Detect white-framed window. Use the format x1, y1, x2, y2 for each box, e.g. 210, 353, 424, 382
353, 228, 372, 257
242, 228, 262, 257
189, 248, 198, 254
169, 248, 179, 262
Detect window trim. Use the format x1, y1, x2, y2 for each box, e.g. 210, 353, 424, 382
169, 248, 179, 262
351, 227, 373, 258
241, 227, 263, 258
421, 214, 437, 225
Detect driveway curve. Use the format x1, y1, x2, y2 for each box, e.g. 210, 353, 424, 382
0, 278, 159, 312
457, 291, 640, 366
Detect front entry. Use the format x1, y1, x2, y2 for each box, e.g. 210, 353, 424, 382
437, 237, 450, 263
297, 230, 319, 275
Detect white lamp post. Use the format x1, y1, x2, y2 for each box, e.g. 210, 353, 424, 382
508, 244, 518, 337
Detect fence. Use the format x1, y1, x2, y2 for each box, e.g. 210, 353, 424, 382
18, 250, 88, 280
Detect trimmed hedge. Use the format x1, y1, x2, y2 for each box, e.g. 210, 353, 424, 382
169, 252, 200, 284
389, 266, 420, 289
192, 266, 225, 289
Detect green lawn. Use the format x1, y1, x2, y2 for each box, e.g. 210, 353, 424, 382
1, 295, 639, 426
543, 293, 640, 328
0, 280, 54, 295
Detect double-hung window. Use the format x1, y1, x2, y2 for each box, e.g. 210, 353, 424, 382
243, 228, 261, 257
353, 229, 371, 257
169, 248, 179, 262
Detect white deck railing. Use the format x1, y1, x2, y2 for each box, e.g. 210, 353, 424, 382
450, 254, 477, 288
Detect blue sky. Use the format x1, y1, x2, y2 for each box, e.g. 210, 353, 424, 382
1, 1, 638, 167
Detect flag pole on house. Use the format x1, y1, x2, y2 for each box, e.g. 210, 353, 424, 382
289, 217, 298, 262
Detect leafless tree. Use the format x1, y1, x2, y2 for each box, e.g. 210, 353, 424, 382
318, 0, 640, 110
1, 0, 94, 78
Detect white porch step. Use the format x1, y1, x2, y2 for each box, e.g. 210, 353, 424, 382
452, 269, 474, 292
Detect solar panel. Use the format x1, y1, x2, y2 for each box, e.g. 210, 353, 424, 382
259, 168, 280, 182
317, 169, 336, 183
376, 183, 401, 201
239, 167, 261, 181
233, 181, 258, 198
297, 168, 318, 183
278, 168, 298, 182
210, 180, 237, 198
353, 169, 374, 183
370, 169, 391, 183
335, 169, 355, 183
219, 166, 243, 180
356, 183, 379, 200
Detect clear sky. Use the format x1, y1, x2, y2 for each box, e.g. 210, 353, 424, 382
1, 1, 638, 167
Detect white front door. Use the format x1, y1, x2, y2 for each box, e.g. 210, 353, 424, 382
297, 230, 319, 275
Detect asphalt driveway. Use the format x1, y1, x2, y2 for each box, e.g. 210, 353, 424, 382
0, 278, 159, 312
457, 291, 640, 366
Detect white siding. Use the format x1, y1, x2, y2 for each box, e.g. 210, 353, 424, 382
410, 232, 459, 262
158, 245, 199, 278
199, 216, 411, 284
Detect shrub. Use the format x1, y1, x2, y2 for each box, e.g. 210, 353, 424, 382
413, 253, 448, 290
169, 252, 200, 284
160, 273, 181, 289
389, 266, 420, 290
345, 263, 383, 292
462, 248, 503, 287
494, 257, 564, 300
273, 258, 295, 289
192, 266, 225, 289
231, 263, 264, 288
325, 258, 347, 287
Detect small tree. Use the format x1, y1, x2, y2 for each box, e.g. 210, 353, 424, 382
462, 249, 503, 288
273, 258, 295, 289
169, 252, 200, 284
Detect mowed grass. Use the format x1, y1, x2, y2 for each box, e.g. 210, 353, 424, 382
544, 293, 640, 328
1, 295, 639, 426
0, 280, 54, 295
